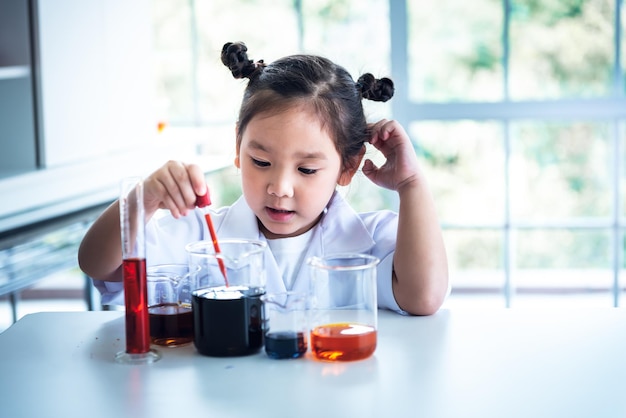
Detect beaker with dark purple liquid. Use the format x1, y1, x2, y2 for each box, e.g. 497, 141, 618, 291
192, 285, 264, 356
261, 291, 308, 359
186, 239, 267, 357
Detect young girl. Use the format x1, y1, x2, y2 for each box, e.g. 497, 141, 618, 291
78, 42, 448, 316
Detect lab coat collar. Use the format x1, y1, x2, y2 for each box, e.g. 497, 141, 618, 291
215, 192, 375, 254
213, 191, 376, 294
316, 191, 376, 254
214, 196, 263, 241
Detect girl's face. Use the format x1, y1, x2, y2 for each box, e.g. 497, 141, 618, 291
236, 106, 354, 239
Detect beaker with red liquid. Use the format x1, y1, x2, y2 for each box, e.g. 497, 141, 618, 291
307, 253, 380, 362
115, 177, 161, 364
186, 239, 267, 356
147, 264, 199, 347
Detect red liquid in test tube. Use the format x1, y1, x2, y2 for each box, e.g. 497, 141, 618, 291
195, 189, 229, 287
122, 257, 150, 353
116, 177, 160, 364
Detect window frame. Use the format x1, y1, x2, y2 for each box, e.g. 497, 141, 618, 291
390, 0, 626, 307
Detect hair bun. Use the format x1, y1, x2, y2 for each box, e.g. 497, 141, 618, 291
221, 42, 264, 79
357, 73, 395, 102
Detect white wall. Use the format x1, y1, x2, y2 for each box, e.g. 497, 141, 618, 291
37, 0, 155, 167
0, 0, 175, 233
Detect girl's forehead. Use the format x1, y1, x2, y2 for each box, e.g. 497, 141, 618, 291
252, 101, 317, 123
247, 105, 327, 137
241, 108, 340, 157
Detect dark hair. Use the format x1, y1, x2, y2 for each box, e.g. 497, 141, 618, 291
221, 41, 394, 170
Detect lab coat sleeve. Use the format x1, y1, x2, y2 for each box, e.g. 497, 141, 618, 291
366, 209, 449, 315
375, 251, 407, 315
145, 209, 206, 264
91, 209, 207, 305
92, 280, 125, 306
362, 210, 407, 315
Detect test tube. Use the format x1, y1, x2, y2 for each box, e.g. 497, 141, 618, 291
115, 177, 161, 364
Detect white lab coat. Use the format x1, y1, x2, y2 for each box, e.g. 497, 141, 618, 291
93, 191, 404, 314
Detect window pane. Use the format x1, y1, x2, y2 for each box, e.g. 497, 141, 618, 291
194, 0, 299, 125
513, 229, 613, 307
622, 121, 626, 218
407, 0, 503, 102
340, 170, 398, 213
152, 0, 194, 124
509, 0, 615, 100
302, 0, 389, 72
301, 0, 392, 119
516, 229, 610, 268
205, 166, 242, 207
623, 229, 626, 266
443, 229, 505, 309
623, 4, 626, 94
622, 231, 626, 304
510, 121, 612, 220
446, 229, 503, 270
163, 0, 392, 125
410, 121, 505, 224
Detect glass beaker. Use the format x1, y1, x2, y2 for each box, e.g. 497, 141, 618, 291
186, 239, 267, 357
307, 253, 380, 362
261, 291, 308, 359
147, 264, 199, 347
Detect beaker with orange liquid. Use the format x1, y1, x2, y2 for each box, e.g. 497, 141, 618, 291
307, 254, 380, 362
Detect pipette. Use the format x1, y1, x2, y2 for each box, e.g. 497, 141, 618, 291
195, 188, 229, 287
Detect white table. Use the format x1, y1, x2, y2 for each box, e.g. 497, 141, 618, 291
1, 308, 625, 418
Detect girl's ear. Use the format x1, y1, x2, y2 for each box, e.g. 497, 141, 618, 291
337, 145, 366, 186
234, 124, 241, 168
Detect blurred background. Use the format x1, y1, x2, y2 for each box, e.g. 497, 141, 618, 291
1, 0, 625, 331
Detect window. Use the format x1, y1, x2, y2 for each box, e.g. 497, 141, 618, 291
399, 0, 626, 307
152, 0, 626, 307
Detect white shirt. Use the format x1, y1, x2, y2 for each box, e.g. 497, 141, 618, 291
93, 191, 405, 314
266, 228, 314, 291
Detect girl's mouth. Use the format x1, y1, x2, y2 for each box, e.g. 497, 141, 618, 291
266, 207, 295, 222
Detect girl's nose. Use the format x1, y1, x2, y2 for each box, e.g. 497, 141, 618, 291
267, 170, 294, 198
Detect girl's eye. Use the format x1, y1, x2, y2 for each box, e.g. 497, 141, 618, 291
252, 158, 270, 167
298, 167, 317, 175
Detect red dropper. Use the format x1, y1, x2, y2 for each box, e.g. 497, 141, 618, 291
195, 188, 229, 287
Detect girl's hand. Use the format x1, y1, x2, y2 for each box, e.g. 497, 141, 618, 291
142, 161, 207, 219
362, 119, 421, 192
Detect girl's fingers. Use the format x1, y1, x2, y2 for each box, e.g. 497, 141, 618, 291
161, 161, 189, 214
145, 161, 207, 218
369, 120, 403, 151
361, 159, 378, 176
186, 163, 209, 197
368, 119, 389, 144
160, 194, 183, 218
